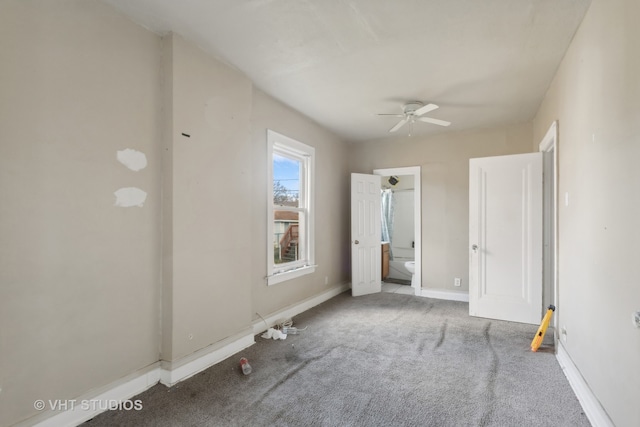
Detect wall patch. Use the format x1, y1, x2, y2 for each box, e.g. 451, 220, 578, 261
114, 187, 147, 207
117, 149, 147, 171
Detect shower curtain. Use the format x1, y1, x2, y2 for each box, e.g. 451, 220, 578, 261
381, 189, 394, 260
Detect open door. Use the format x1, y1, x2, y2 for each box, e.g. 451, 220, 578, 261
469, 153, 543, 324
351, 173, 381, 296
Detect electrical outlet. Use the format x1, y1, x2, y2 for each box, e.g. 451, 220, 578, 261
454, 278, 461, 287
561, 326, 567, 343
632, 311, 640, 328
325, 276, 329, 285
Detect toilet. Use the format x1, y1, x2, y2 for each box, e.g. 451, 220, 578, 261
404, 261, 417, 287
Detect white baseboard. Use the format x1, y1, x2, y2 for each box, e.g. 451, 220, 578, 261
29, 364, 161, 427
556, 343, 614, 427
160, 330, 254, 386
253, 283, 350, 334
419, 288, 470, 302
28, 330, 255, 427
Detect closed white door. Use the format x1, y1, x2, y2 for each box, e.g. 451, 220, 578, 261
469, 153, 543, 324
351, 173, 381, 296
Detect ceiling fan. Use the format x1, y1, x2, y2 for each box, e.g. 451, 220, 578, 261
378, 101, 451, 135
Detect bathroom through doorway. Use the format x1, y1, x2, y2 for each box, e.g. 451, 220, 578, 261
374, 166, 421, 293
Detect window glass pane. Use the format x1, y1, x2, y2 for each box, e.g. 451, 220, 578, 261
273, 153, 300, 208
273, 210, 299, 264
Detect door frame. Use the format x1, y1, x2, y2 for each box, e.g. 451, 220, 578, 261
373, 166, 421, 294
539, 121, 559, 339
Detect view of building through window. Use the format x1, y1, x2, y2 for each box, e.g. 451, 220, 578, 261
273, 153, 301, 264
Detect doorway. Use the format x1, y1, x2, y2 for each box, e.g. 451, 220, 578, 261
539, 121, 558, 340
468, 122, 558, 325
374, 166, 421, 294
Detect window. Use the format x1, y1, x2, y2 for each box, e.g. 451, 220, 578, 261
267, 130, 315, 285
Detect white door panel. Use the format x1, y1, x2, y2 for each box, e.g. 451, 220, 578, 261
469, 153, 543, 324
351, 173, 381, 296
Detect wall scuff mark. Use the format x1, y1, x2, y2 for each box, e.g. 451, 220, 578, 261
114, 187, 147, 207
117, 148, 147, 171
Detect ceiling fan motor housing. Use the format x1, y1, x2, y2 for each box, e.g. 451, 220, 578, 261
403, 101, 425, 115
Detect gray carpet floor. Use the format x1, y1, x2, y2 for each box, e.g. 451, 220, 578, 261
86, 291, 590, 426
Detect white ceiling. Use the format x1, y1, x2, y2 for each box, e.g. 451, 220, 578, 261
103, 0, 591, 143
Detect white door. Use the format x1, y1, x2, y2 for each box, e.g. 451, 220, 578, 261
469, 153, 543, 324
351, 173, 381, 296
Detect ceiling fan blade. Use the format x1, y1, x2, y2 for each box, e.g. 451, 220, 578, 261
417, 116, 451, 127
413, 103, 439, 116
389, 118, 409, 132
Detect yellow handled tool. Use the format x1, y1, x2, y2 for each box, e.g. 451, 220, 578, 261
531, 305, 555, 352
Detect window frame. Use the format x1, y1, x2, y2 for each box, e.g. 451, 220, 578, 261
267, 129, 315, 285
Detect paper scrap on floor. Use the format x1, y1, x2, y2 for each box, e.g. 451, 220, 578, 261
261, 328, 287, 340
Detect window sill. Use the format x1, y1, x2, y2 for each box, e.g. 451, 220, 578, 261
267, 265, 316, 286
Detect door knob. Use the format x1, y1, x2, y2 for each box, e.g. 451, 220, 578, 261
354, 240, 359, 244
471, 244, 478, 252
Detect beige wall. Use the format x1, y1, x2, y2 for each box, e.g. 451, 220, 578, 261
533, 0, 640, 425
349, 123, 533, 292
161, 33, 254, 362
250, 89, 351, 319
0, 1, 162, 425
0, 2, 351, 425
